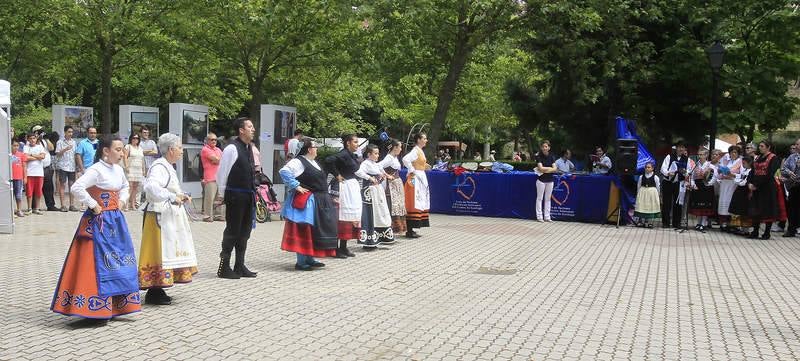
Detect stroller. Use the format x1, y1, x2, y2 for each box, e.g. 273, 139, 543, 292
255, 171, 281, 223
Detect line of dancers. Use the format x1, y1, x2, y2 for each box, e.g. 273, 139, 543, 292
634, 140, 791, 239
279, 133, 431, 270
50, 125, 433, 325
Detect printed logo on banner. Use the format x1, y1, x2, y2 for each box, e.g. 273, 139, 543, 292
456, 176, 476, 200
550, 175, 577, 218
551, 179, 571, 205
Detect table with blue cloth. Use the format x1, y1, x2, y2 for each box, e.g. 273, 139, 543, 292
403, 170, 633, 224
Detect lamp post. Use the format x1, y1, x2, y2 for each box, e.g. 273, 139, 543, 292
706, 41, 726, 151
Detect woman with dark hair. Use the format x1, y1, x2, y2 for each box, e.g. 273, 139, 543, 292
534, 140, 558, 222
712, 145, 742, 231
51, 136, 140, 325
356, 144, 394, 247
380, 139, 407, 235
280, 139, 338, 270
748, 140, 785, 239
402, 132, 431, 237
123, 133, 146, 211
326, 134, 362, 258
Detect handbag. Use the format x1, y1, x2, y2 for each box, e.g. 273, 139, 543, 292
292, 190, 312, 210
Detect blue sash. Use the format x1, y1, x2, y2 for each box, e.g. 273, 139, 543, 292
88, 210, 139, 297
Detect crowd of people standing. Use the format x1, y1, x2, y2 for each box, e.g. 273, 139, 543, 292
634, 139, 795, 239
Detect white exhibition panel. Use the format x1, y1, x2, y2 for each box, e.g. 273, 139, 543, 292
169, 103, 208, 198
0, 79, 10, 119
52, 105, 94, 139
0, 107, 13, 233
119, 105, 159, 143
259, 104, 297, 200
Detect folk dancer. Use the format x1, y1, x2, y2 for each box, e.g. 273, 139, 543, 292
216, 118, 259, 279
660, 143, 691, 228
356, 144, 395, 248
688, 149, 715, 232
748, 141, 785, 239
280, 139, 339, 270
51, 136, 140, 325
634, 162, 661, 228
138, 133, 199, 305
710, 146, 742, 232
728, 156, 754, 235
379, 139, 407, 235
326, 134, 362, 258
402, 133, 431, 238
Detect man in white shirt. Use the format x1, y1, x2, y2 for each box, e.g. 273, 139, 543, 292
139, 126, 159, 171
55, 125, 78, 211
285, 129, 303, 160
555, 149, 576, 173
592, 146, 612, 174
23, 133, 47, 214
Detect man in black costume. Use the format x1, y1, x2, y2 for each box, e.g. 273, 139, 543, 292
216, 117, 258, 279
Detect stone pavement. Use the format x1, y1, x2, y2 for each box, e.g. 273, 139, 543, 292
3, 211, 800, 360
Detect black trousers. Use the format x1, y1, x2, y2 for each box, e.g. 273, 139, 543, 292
43, 166, 56, 209
221, 191, 255, 260
786, 186, 800, 234
661, 181, 682, 227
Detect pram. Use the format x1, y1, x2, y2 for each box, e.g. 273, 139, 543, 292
255, 172, 281, 223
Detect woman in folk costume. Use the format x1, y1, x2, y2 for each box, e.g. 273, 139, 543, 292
728, 156, 754, 235
325, 134, 362, 258
51, 136, 140, 325
711, 145, 742, 232
688, 149, 716, 232
280, 139, 338, 271
402, 132, 431, 238
357, 144, 395, 248
748, 140, 785, 239
379, 139, 407, 235
634, 162, 661, 228
138, 133, 198, 305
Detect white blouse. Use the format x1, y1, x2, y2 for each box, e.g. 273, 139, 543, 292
356, 159, 384, 179
402, 146, 423, 170
280, 156, 322, 177
144, 158, 182, 208
379, 154, 401, 170
71, 160, 130, 209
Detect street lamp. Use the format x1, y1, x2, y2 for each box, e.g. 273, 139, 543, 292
706, 40, 725, 150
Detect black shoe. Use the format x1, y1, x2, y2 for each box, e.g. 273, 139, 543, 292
69, 318, 109, 328
748, 231, 760, 239
783, 231, 797, 237
699, 225, 707, 233
334, 250, 348, 259
695, 224, 702, 230
144, 289, 172, 305
234, 264, 258, 278
295, 263, 313, 271
343, 247, 356, 257
761, 233, 771, 240
405, 231, 421, 239
363, 239, 378, 248
47, 207, 60, 212
217, 256, 240, 279
307, 260, 325, 268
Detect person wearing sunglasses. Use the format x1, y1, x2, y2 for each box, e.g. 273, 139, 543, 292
201, 132, 224, 222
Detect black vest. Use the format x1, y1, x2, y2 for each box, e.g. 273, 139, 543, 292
225, 138, 255, 191
641, 174, 657, 188
296, 157, 327, 193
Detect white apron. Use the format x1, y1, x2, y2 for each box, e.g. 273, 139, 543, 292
148, 159, 198, 269
338, 178, 362, 221
367, 184, 392, 227
412, 170, 431, 211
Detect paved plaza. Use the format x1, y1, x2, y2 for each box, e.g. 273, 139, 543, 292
3, 210, 800, 360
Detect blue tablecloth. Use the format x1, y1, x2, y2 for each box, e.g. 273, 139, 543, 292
404, 170, 631, 224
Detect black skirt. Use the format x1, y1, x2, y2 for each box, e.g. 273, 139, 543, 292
728, 186, 750, 216
689, 182, 715, 216
312, 191, 339, 250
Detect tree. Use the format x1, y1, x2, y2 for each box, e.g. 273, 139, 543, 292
368, 0, 523, 160
189, 0, 359, 123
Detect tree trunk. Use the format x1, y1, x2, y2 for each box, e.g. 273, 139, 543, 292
247, 77, 265, 128
100, 50, 114, 135
426, 36, 472, 163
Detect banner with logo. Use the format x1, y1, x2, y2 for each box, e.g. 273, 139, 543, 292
417, 171, 619, 223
